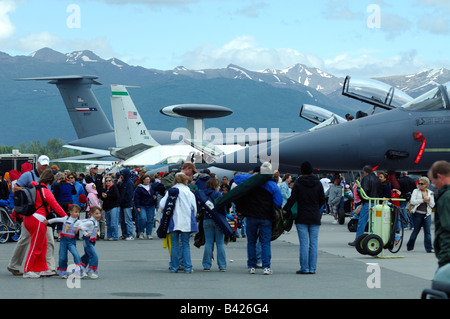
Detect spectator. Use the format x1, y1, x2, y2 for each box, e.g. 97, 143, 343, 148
289, 161, 325, 274
428, 160, 450, 268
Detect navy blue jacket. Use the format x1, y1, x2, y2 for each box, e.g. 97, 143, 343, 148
119, 169, 134, 208
134, 184, 156, 208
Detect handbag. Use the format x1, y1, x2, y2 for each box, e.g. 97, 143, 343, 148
405, 202, 414, 214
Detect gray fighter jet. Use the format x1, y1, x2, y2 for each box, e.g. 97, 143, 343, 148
212, 76, 450, 173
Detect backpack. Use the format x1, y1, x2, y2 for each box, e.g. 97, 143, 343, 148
13, 185, 47, 216
156, 187, 179, 239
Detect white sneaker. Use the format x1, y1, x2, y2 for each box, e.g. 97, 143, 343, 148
263, 268, 273, 275
138, 233, 144, 240
248, 267, 256, 274
332, 220, 338, 224
23, 271, 40, 279
39, 270, 56, 277
125, 236, 134, 240
87, 272, 98, 279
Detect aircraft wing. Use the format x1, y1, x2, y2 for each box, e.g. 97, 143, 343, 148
62, 145, 111, 156
121, 145, 195, 166
342, 76, 413, 110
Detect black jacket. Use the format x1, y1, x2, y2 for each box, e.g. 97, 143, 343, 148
290, 175, 325, 225
398, 175, 417, 199
102, 184, 120, 211
235, 187, 275, 220
361, 173, 383, 202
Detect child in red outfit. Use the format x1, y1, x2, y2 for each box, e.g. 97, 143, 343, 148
23, 169, 67, 278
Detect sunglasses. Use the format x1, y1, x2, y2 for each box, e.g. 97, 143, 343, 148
418, 183, 426, 186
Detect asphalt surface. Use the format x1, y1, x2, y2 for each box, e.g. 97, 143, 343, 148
0, 213, 439, 303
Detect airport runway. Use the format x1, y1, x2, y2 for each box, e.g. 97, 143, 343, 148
0, 214, 438, 302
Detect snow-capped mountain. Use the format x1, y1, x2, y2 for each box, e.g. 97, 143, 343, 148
376, 68, 450, 97
260, 64, 343, 95
29, 47, 130, 69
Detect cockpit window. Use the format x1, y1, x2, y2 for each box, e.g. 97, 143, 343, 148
402, 86, 447, 110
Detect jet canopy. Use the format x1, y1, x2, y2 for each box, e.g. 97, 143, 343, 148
402, 82, 450, 111
342, 76, 413, 110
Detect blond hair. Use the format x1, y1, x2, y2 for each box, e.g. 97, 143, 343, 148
174, 173, 190, 185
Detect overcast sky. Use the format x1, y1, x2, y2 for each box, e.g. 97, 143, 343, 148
1, 0, 449, 77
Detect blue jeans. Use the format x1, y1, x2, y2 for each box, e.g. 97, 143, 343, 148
57, 236, 83, 276
106, 206, 120, 240
202, 219, 226, 270
170, 231, 193, 273
296, 224, 320, 273
246, 217, 272, 269
406, 213, 433, 252
81, 237, 98, 273
137, 206, 155, 236
399, 201, 414, 229
120, 207, 134, 238
355, 202, 372, 239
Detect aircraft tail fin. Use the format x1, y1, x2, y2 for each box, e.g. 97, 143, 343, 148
110, 85, 160, 148
17, 75, 114, 141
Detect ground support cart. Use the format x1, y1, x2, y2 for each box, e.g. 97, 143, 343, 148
354, 181, 406, 257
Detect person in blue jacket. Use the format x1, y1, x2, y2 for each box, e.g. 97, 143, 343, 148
234, 162, 282, 275
134, 174, 157, 239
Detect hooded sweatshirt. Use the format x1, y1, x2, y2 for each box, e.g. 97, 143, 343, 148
85, 182, 101, 211
119, 169, 134, 208
291, 174, 325, 225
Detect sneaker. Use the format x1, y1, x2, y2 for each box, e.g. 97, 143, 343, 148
40, 270, 56, 277
74, 271, 87, 279
147, 235, 153, 240
248, 267, 256, 274
332, 220, 338, 224
23, 271, 40, 279
138, 233, 144, 240
263, 268, 272, 275
125, 236, 134, 241
87, 272, 98, 279
219, 269, 227, 272
203, 268, 211, 272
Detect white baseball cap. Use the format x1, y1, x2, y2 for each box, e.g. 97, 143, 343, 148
38, 155, 50, 166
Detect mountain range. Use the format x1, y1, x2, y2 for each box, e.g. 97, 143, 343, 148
1, 47, 449, 147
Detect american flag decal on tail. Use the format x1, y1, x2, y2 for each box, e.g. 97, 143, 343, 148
128, 111, 137, 119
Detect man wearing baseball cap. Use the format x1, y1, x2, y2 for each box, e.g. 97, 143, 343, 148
8, 154, 58, 276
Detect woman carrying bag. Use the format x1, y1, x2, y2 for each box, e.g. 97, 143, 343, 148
406, 176, 435, 253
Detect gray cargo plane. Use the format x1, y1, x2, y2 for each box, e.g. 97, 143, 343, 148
16, 75, 289, 166
211, 76, 450, 173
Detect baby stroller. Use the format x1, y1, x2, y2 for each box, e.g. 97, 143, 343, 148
0, 200, 21, 243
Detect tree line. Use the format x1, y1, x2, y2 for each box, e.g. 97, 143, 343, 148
0, 138, 88, 173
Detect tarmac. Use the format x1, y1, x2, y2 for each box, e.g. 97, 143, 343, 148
0, 214, 439, 302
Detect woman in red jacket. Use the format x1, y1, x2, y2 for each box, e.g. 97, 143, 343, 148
23, 169, 67, 278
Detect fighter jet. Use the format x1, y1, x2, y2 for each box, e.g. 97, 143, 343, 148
212, 76, 450, 173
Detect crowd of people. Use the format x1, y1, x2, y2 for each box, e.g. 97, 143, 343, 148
1, 155, 449, 280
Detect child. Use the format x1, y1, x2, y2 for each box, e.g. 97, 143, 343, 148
85, 182, 101, 212
45, 204, 84, 278
80, 206, 101, 279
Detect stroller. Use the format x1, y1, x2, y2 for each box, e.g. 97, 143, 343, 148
0, 199, 21, 243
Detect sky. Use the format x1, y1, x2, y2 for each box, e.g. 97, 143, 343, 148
0, 0, 449, 77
